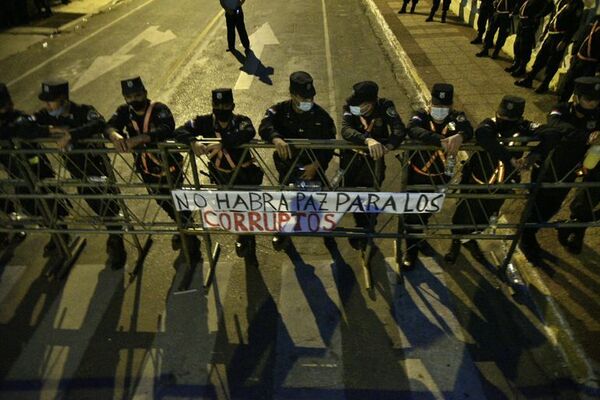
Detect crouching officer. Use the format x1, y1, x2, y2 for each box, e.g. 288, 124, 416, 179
340, 81, 406, 250
0, 83, 70, 251
259, 71, 336, 251
34, 80, 127, 268
445, 96, 543, 264
176, 88, 263, 263
520, 77, 600, 259
405, 83, 473, 269
106, 77, 200, 260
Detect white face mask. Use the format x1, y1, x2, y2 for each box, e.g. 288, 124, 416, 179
298, 101, 313, 112
349, 106, 362, 116
430, 106, 450, 121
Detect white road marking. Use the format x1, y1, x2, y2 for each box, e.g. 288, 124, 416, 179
233, 23, 280, 91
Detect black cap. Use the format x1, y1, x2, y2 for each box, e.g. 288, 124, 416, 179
431, 83, 453, 106
38, 80, 69, 101
574, 76, 600, 100
289, 71, 316, 98
0, 83, 10, 107
347, 81, 379, 106
497, 95, 526, 119
212, 88, 234, 104
121, 76, 146, 95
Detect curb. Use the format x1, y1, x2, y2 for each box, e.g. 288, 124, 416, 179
360, 0, 599, 395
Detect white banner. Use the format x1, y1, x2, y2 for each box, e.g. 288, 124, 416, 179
172, 190, 445, 233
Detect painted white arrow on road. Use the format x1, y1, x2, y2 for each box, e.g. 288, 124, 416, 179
72, 26, 176, 92
234, 23, 279, 90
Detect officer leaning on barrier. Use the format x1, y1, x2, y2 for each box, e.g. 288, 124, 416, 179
520, 76, 600, 260
33, 80, 127, 268
340, 81, 406, 251
444, 96, 544, 264
175, 88, 263, 263
106, 76, 200, 261
0, 83, 70, 251
404, 83, 473, 270
259, 71, 336, 251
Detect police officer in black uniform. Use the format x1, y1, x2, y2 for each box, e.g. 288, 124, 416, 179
445, 96, 543, 263
106, 76, 200, 260
0, 83, 70, 251
520, 76, 600, 259
470, 0, 495, 44
425, 0, 451, 22
341, 81, 406, 250
259, 71, 336, 251
34, 80, 127, 268
559, 16, 600, 102
405, 83, 473, 269
175, 88, 263, 263
514, 0, 583, 93
507, 0, 553, 78
476, 0, 517, 59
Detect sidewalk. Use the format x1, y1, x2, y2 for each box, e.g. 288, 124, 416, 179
0, 0, 121, 61
364, 0, 600, 394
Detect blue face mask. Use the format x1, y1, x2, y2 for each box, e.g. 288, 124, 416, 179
349, 106, 362, 116
48, 105, 65, 118
298, 101, 313, 112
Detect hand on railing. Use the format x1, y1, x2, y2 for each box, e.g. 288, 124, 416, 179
441, 133, 464, 155
108, 131, 128, 153
365, 138, 385, 160
272, 137, 291, 159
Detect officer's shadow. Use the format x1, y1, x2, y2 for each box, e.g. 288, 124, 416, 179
230, 49, 274, 86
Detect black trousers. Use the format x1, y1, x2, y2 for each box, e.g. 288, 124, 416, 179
225, 8, 250, 50
140, 166, 192, 227
512, 22, 538, 68
484, 14, 511, 51
429, 0, 451, 16
476, 3, 494, 38
559, 58, 598, 102
526, 34, 566, 84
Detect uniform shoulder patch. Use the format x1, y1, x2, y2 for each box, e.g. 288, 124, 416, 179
455, 113, 466, 122
157, 108, 172, 119
87, 109, 101, 121
386, 106, 398, 118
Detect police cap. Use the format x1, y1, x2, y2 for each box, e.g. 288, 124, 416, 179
289, 71, 316, 98
347, 81, 379, 106
121, 76, 146, 95
497, 95, 526, 119
431, 83, 453, 106
574, 76, 600, 101
212, 88, 234, 105
38, 79, 69, 102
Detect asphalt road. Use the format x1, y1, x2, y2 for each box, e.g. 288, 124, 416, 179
0, 0, 581, 398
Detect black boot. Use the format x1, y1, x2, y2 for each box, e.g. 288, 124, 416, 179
441, 11, 447, 23
444, 240, 461, 264
511, 65, 527, 77
410, 3, 416, 13
272, 234, 291, 251
235, 235, 252, 258
514, 76, 533, 88
476, 48, 489, 57
470, 35, 483, 44
490, 48, 500, 59
504, 62, 518, 72
106, 234, 126, 270
558, 224, 584, 254
402, 246, 419, 271
425, 11, 434, 21
534, 81, 550, 94
398, 3, 408, 13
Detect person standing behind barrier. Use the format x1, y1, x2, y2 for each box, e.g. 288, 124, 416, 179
470, 0, 495, 44
175, 88, 263, 264
106, 76, 200, 261
425, 0, 451, 22
520, 77, 600, 260
444, 96, 544, 264
404, 83, 473, 270
340, 81, 406, 251
33, 80, 127, 269
558, 16, 600, 102
0, 83, 70, 253
259, 71, 336, 251
506, 0, 553, 78
476, 0, 517, 59
514, 0, 583, 93
220, 0, 250, 53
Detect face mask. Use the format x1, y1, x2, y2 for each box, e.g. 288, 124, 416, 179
48, 105, 65, 118
298, 101, 313, 112
128, 100, 147, 112
213, 109, 233, 122
575, 103, 597, 118
430, 107, 449, 121
349, 106, 362, 116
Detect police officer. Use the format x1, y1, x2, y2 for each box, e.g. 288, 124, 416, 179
405, 83, 473, 269
506, 0, 553, 78
520, 77, 600, 259
34, 80, 127, 268
220, 0, 250, 53
445, 96, 543, 263
259, 71, 336, 251
470, 0, 495, 44
425, 0, 451, 22
0, 83, 70, 255
341, 81, 406, 250
559, 16, 600, 102
106, 76, 200, 260
175, 88, 263, 263
476, 0, 517, 59
398, 0, 418, 14
514, 0, 583, 93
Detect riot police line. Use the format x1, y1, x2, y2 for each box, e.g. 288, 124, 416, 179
1, 73, 599, 291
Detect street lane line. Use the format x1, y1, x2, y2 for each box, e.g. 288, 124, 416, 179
7, 0, 156, 87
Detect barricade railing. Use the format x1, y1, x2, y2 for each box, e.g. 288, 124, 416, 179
0, 137, 598, 292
